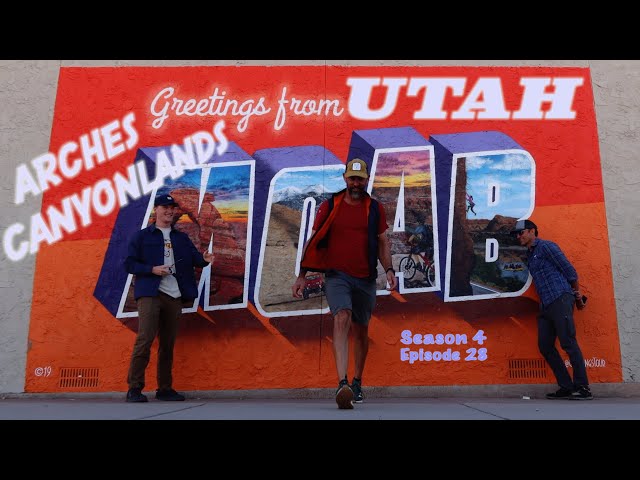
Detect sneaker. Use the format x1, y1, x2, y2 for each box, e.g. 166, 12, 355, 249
335, 379, 354, 409
570, 386, 594, 400
351, 378, 364, 404
545, 387, 574, 400
155, 388, 185, 401
126, 387, 148, 403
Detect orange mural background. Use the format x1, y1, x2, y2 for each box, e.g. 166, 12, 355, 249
24, 66, 620, 393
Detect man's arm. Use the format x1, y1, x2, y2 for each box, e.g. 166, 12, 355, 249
187, 236, 212, 268
293, 200, 331, 298
545, 242, 578, 283
292, 231, 314, 298
545, 241, 582, 298
378, 231, 398, 291
125, 230, 180, 277
124, 231, 153, 276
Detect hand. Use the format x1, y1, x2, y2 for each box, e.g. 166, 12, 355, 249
575, 298, 586, 310
574, 291, 587, 310
292, 276, 306, 298
203, 251, 214, 263
386, 269, 398, 291
152, 265, 172, 276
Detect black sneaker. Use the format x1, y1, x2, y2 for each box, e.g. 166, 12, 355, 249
155, 388, 185, 401
570, 386, 594, 400
351, 378, 364, 404
126, 388, 148, 403
545, 387, 574, 399
335, 379, 354, 409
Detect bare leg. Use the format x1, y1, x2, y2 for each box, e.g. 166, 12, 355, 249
333, 309, 351, 380
351, 322, 369, 380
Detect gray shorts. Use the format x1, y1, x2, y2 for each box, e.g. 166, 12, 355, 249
324, 270, 377, 326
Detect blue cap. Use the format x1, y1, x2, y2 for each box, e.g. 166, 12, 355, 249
154, 194, 179, 207
510, 219, 537, 235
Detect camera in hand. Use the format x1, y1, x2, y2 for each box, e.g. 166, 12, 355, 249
576, 294, 587, 310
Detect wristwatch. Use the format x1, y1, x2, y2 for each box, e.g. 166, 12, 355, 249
386, 267, 396, 275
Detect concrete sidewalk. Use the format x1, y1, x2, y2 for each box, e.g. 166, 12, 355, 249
1, 395, 640, 420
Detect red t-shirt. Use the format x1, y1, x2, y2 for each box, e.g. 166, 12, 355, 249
313, 198, 388, 278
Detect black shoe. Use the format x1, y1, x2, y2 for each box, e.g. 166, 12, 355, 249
335, 379, 354, 409
351, 378, 364, 404
570, 386, 594, 400
126, 388, 148, 403
155, 388, 185, 401
545, 387, 574, 399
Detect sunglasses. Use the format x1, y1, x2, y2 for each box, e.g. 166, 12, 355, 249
515, 229, 528, 237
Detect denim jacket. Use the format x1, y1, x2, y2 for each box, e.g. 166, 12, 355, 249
124, 223, 210, 302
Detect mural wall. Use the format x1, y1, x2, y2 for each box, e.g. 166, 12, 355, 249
11, 65, 619, 393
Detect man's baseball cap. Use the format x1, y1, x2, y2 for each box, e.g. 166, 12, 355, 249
154, 194, 179, 207
510, 219, 537, 235
344, 158, 369, 179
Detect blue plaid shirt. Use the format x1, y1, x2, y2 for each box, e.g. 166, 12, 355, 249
526, 238, 577, 307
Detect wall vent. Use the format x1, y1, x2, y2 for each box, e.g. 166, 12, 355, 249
508, 359, 547, 379
59, 368, 99, 388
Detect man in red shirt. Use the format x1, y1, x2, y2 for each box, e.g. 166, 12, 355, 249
292, 159, 398, 409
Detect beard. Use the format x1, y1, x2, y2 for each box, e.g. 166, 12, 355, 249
348, 186, 364, 199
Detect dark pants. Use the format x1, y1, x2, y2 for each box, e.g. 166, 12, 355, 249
537, 292, 589, 390
127, 293, 182, 391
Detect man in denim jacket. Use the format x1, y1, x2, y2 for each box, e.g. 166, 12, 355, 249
124, 193, 212, 403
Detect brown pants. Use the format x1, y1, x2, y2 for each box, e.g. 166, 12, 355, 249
127, 293, 182, 391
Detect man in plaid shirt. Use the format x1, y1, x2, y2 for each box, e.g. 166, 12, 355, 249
512, 219, 593, 400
